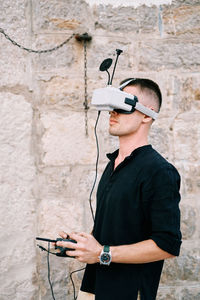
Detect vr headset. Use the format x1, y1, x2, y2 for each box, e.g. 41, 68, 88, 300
91, 79, 158, 120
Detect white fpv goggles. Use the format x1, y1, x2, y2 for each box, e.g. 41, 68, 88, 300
91, 79, 158, 120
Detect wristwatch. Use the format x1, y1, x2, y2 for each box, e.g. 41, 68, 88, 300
99, 245, 112, 265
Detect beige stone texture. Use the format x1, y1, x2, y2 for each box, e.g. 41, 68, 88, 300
0, 0, 200, 299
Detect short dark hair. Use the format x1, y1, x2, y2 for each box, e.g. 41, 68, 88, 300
120, 78, 162, 112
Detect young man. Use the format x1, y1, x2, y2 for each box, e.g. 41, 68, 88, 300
57, 78, 182, 300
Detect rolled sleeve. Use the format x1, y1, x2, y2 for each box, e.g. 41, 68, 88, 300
148, 165, 182, 256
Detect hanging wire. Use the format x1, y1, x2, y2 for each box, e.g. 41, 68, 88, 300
47, 243, 56, 300
89, 111, 101, 221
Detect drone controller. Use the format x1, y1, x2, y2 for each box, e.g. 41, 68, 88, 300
36, 237, 77, 257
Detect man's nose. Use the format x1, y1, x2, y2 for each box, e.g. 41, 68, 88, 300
109, 110, 118, 116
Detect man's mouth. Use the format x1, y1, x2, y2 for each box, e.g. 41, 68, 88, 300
109, 118, 118, 125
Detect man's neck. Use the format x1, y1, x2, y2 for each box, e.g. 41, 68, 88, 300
114, 134, 148, 169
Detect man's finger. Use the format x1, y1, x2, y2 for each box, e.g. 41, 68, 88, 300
59, 231, 69, 239
70, 232, 86, 242
79, 232, 91, 238
56, 240, 77, 249
66, 250, 80, 257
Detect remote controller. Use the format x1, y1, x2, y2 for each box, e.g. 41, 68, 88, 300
36, 237, 77, 257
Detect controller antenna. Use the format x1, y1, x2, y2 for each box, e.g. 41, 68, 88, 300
110, 49, 123, 85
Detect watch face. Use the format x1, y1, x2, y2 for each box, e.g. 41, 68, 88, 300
101, 253, 110, 263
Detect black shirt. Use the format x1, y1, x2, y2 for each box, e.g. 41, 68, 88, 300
81, 145, 182, 300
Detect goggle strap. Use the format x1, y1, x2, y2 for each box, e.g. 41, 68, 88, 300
135, 102, 158, 120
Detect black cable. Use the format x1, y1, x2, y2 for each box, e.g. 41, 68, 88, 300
69, 267, 86, 300
47, 242, 56, 300
69, 111, 100, 299
38, 111, 101, 300
89, 111, 101, 222
106, 70, 111, 85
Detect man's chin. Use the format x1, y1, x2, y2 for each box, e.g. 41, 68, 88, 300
109, 129, 119, 136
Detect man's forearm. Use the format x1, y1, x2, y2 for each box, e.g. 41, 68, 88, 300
110, 239, 174, 264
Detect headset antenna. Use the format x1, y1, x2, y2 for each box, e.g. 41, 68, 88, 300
110, 49, 123, 85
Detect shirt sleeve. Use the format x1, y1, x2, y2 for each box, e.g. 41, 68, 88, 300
147, 165, 182, 256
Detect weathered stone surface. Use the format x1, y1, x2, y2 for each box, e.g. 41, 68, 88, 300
156, 286, 180, 300
180, 205, 197, 239
94, 4, 159, 34
0, 93, 36, 299
1, 0, 200, 299
181, 287, 200, 300
40, 110, 98, 166
171, 0, 200, 7
0, 0, 32, 86
161, 247, 200, 283
162, 5, 200, 37
138, 40, 200, 71
176, 162, 200, 197
32, 0, 93, 32
173, 112, 200, 163
32, 38, 75, 72
149, 118, 174, 161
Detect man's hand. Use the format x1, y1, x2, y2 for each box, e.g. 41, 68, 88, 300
56, 232, 102, 264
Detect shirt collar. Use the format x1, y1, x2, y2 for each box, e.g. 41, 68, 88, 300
106, 145, 152, 162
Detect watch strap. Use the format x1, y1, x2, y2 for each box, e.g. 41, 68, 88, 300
104, 245, 110, 252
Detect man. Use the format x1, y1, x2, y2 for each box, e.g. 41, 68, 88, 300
57, 78, 182, 300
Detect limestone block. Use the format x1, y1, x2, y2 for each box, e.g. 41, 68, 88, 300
137, 5, 160, 34
38, 196, 86, 235
0, 93, 36, 299
32, 36, 75, 72
171, 0, 200, 7
38, 164, 99, 233
156, 286, 180, 300
0, 0, 28, 37
161, 247, 200, 283
0, 0, 33, 86
160, 74, 200, 121
162, 5, 200, 37
176, 161, 200, 197
32, 0, 93, 32
38, 76, 85, 109
181, 287, 200, 300
178, 76, 200, 113
180, 204, 197, 240
38, 165, 100, 200
138, 40, 200, 71
94, 4, 158, 34
0, 36, 30, 86
173, 112, 200, 163
149, 117, 174, 161
40, 110, 101, 166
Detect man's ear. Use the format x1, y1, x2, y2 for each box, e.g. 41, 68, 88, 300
142, 114, 153, 124
142, 106, 155, 124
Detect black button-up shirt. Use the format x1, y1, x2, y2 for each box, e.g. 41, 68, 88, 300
81, 145, 182, 300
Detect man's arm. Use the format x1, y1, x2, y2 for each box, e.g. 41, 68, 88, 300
110, 239, 174, 264
56, 232, 174, 264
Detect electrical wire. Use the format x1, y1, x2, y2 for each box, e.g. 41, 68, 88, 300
70, 267, 86, 300
38, 111, 101, 300
88, 111, 101, 222
47, 242, 56, 300
106, 70, 111, 85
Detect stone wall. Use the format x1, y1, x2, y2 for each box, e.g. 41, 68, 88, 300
0, 0, 199, 299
